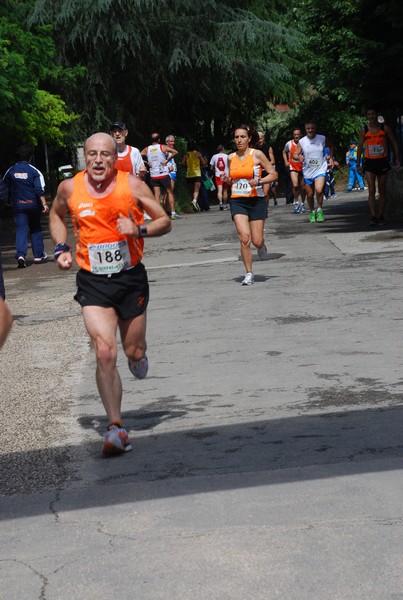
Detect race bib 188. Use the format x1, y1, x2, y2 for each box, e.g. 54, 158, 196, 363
88, 240, 130, 274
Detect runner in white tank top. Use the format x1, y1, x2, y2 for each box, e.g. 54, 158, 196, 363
293, 122, 333, 223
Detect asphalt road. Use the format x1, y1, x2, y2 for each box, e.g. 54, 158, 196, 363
1, 192, 403, 599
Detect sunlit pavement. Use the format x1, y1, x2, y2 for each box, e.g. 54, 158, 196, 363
1, 191, 403, 599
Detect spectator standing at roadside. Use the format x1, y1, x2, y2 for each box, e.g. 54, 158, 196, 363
346, 140, 365, 192
0, 178, 8, 298
3, 144, 49, 268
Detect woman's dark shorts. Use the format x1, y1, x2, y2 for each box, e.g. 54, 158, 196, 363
363, 157, 390, 175
186, 176, 202, 184
74, 263, 149, 320
230, 196, 266, 221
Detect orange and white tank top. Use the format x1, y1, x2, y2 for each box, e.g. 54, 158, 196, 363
115, 145, 145, 176
230, 149, 263, 199
68, 170, 144, 274
285, 139, 303, 172
364, 125, 387, 159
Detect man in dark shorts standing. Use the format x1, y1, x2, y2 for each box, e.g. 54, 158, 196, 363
357, 108, 400, 226
50, 132, 172, 456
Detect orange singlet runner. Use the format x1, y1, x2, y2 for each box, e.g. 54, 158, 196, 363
68, 170, 144, 274
230, 149, 263, 199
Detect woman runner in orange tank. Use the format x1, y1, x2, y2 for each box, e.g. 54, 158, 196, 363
357, 108, 400, 227
222, 125, 277, 286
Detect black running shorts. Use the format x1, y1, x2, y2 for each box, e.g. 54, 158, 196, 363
150, 176, 172, 189
74, 263, 149, 320
363, 157, 390, 175
230, 196, 267, 221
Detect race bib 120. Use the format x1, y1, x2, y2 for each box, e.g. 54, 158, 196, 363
232, 178, 252, 196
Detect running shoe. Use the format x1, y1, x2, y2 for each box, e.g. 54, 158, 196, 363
370, 217, 377, 227
309, 211, 316, 223
257, 245, 268, 260
241, 272, 254, 286
378, 215, 385, 226
34, 252, 48, 264
102, 424, 132, 457
274, 199, 278, 206
293, 204, 300, 214
219, 204, 224, 211
191, 199, 201, 212
223, 204, 229, 210
128, 354, 148, 379
316, 208, 324, 223
300, 205, 307, 214
17, 256, 26, 268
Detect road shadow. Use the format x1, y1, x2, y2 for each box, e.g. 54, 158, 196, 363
1, 403, 403, 518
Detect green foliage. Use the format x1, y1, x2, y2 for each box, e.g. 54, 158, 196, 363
0, 9, 81, 168
21, 90, 79, 147
293, 0, 367, 111
29, 0, 304, 146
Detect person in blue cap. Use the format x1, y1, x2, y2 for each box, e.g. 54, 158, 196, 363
346, 140, 365, 192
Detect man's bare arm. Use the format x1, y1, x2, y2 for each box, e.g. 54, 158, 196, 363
49, 180, 74, 269
117, 176, 172, 239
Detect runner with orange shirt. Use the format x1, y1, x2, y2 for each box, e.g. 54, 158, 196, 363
222, 125, 277, 286
50, 132, 171, 457
357, 108, 400, 226
283, 129, 306, 214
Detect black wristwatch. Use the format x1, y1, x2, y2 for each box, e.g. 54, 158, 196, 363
138, 225, 148, 238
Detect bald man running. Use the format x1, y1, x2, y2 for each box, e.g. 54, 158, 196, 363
50, 133, 172, 457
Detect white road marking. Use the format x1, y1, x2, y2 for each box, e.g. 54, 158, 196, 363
147, 256, 239, 270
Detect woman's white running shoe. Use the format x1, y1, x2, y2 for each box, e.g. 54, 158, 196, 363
241, 272, 254, 286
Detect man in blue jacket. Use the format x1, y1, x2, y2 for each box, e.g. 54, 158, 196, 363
346, 140, 365, 192
0, 178, 8, 297
3, 144, 49, 268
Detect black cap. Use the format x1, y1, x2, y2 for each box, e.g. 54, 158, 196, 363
111, 121, 127, 130
350, 140, 357, 144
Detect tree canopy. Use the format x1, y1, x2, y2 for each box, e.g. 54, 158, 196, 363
0, 1, 81, 168
29, 0, 304, 146
1, 0, 402, 167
